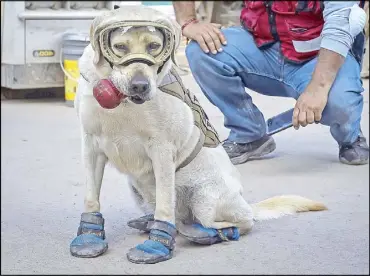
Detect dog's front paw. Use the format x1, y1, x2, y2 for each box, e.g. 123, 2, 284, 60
70, 212, 108, 258
127, 220, 176, 264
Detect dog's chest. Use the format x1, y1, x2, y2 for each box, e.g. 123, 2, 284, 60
81, 94, 194, 176
96, 109, 158, 175
99, 130, 152, 175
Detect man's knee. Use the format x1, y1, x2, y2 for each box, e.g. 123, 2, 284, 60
185, 26, 255, 69
322, 82, 364, 125
185, 40, 229, 78
185, 40, 203, 65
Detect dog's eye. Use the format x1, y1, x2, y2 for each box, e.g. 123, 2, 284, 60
147, 42, 161, 52
114, 44, 128, 52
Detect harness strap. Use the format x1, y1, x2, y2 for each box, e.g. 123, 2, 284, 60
177, 131, 205, 171
160, 68, 220, 147
158, 68, 220, 170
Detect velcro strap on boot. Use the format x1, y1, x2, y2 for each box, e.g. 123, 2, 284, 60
217, 227, 239, 242
77, 212, 106, 239
80, 212, 105, 226
217, 229, 230, 242
148, 220, 177, 250
77, 223, 106, 239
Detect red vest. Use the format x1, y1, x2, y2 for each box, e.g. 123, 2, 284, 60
240, 1, 325, 63
241, 1, 366, 63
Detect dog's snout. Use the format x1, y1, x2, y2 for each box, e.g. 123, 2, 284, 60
130, 74, 150, 94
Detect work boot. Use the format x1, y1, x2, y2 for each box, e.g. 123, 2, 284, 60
339, 132, 369, 165
222, 135, 276, 165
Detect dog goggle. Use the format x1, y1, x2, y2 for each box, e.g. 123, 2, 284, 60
98, 21, 176, 68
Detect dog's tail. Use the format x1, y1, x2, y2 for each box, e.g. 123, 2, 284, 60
251, 195, 327, 221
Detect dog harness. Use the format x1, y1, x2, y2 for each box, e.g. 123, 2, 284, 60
158, 68, 220, 170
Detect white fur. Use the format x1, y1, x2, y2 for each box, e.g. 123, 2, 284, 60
75, 29, 326, 238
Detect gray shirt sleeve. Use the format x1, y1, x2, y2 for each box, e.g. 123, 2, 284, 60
320, 1, 361, 57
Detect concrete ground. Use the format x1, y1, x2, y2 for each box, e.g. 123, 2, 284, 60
1, 77, 369, 275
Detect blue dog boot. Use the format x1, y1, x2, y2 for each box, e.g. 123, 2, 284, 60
70, 212, 108, 258
127, 214, 154, 232
127, 220, 176, 264
178, 223, 239, 245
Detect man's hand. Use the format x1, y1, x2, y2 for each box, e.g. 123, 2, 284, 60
292, 47, 346, 130
182, 21, 227, 54
292, 83, 329, 129
172, 1, 227, 54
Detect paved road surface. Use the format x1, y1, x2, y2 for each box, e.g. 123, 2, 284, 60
1, 78, 369, 274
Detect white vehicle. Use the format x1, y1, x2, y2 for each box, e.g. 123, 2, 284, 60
0, 1, 241, 95
1, 1, 115, 91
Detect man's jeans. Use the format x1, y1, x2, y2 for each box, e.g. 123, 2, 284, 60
185, 26, 365, 146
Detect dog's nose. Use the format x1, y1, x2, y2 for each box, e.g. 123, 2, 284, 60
129, 74, 150, 94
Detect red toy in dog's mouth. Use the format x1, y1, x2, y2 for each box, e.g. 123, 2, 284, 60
93, 79, 127, 109
93, 79, 147, 108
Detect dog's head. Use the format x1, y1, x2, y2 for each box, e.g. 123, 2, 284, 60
89, 6, 181, 105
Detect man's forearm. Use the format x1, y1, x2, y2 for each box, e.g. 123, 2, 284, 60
172, 1, 196, 26
310, 48, 345, 93
311, 1, 364, 93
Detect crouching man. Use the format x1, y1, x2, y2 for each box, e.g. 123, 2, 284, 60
173, 1, 369, 165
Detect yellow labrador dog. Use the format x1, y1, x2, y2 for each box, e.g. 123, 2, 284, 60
71, 6, 327, 264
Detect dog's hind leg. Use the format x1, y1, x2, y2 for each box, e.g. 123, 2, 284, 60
70, 132, 109, 258
211, 195, 255, 235
178, 195, 254, 245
